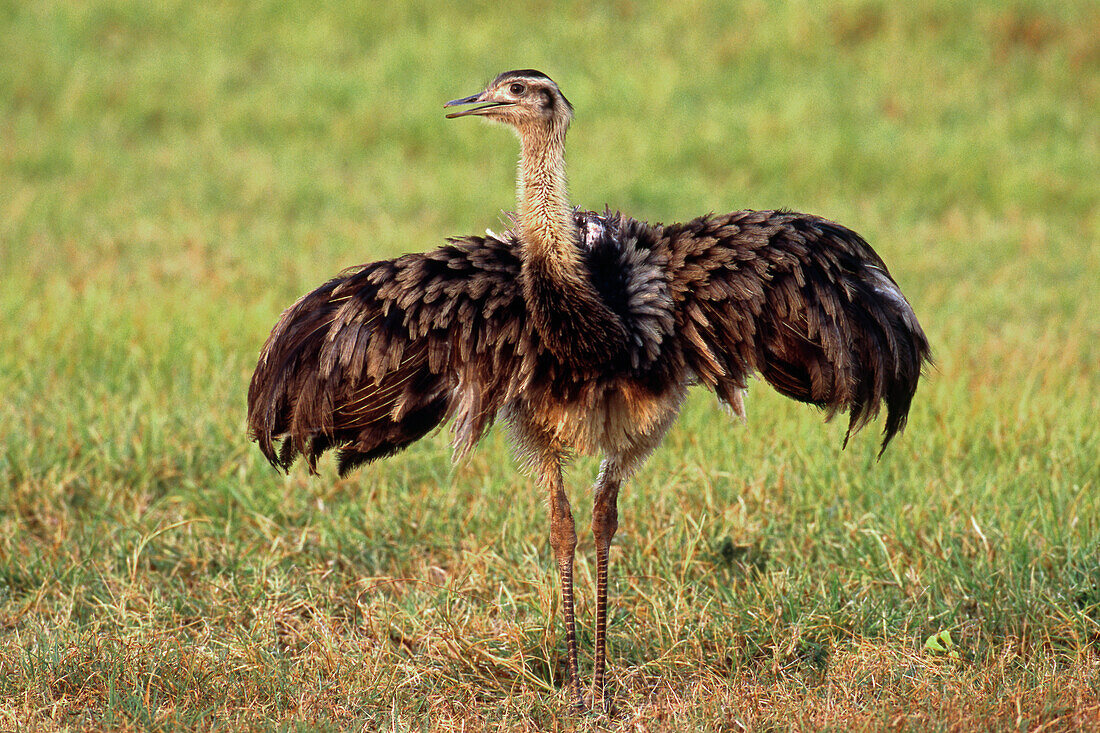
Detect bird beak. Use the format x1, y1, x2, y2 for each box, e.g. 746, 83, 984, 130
445, 91, 514, 119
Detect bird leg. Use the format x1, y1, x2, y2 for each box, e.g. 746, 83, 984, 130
543, 457, 584, 711
590, 459, 622, 715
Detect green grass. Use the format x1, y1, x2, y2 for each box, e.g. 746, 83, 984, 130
1, 0, 1098, 729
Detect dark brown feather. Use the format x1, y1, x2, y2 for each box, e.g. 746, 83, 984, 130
248, 209, 929, 475
657, 210, 930, 453
247, 235, 527, 475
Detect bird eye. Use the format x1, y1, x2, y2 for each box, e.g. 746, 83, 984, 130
509, 83, 526, 96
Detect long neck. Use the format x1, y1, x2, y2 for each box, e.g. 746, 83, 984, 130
516, 122, 578, 274
513, 120, 628, 364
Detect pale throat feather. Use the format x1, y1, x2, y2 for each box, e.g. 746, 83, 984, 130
516, 122, 578, 272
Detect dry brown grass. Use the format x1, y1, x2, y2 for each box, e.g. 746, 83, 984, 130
2, 627, 1096, 731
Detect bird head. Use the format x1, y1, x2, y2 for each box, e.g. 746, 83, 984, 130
445, 69, 574, 134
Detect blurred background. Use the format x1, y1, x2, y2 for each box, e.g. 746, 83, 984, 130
0, 0, 1097, 727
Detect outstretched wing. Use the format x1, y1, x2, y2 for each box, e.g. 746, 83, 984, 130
666, 210, 930, 452
247, 235, 525, 475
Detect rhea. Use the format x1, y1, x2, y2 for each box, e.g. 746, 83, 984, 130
247, 69, 930, 712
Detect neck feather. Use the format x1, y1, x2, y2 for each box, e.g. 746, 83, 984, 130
513, 119, 628, 362
517, 122, 577, 272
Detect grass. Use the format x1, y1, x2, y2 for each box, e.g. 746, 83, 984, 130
1, 0, 1098, 729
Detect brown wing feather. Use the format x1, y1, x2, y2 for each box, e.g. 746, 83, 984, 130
666, 210, 931, 452
247, 236, 524, 476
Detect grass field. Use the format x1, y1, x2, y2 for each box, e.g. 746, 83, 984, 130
1, 0, 1098, 729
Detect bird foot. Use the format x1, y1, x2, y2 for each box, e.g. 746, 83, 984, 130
590, 688, 614, 718
564, 687, 615, 718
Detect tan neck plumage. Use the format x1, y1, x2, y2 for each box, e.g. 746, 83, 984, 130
516, 121, 579, 275
512, 116, 627, 361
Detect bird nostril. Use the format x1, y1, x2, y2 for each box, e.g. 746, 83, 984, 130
444, 93, 483, 108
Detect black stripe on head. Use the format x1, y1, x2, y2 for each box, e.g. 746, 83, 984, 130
539, 88, 555, 109
494, 69, 553, 84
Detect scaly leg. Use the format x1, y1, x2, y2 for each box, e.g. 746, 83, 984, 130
590, 459, 622, 714
588, 392, 686, 715
542, 456, 584, 711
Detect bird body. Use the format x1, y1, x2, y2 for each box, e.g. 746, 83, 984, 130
250, 207, 922, 473
247, 70, 931, 713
